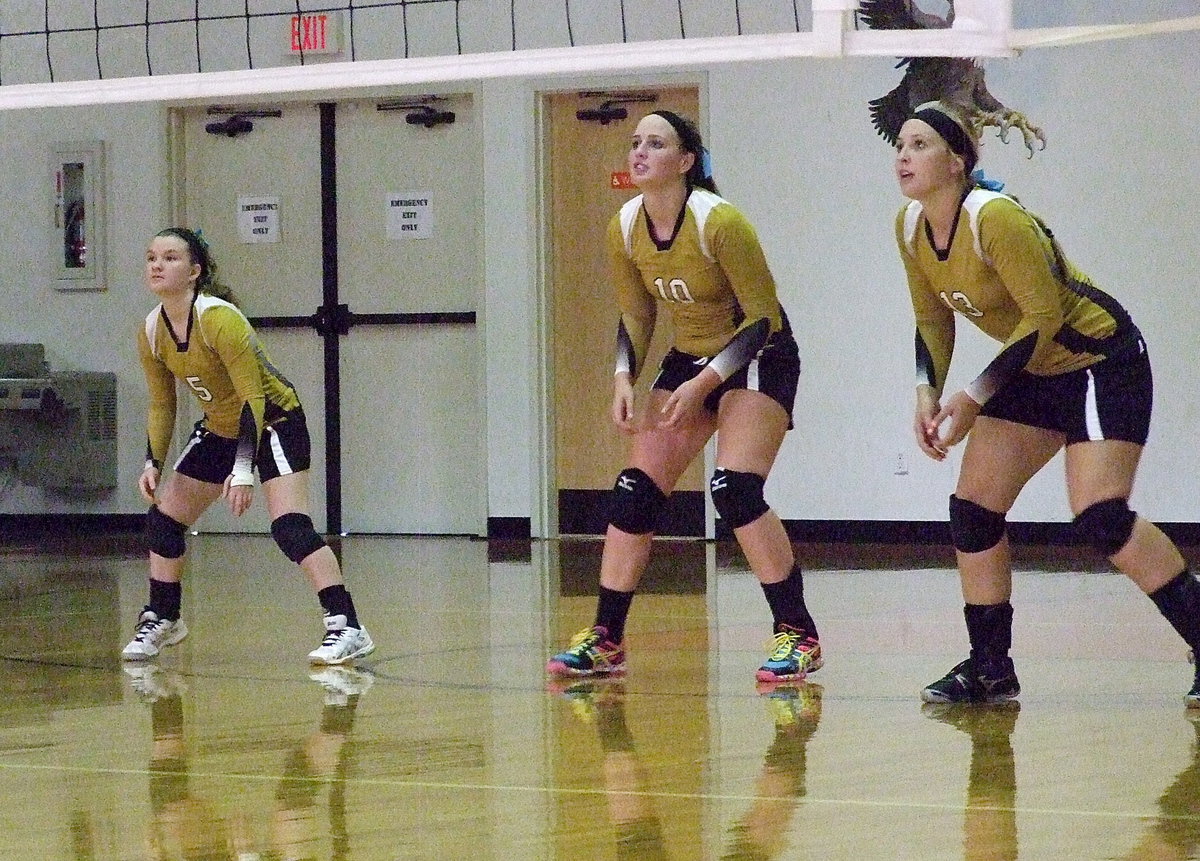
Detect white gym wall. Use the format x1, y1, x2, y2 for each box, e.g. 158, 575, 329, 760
0, 2, 1196, 534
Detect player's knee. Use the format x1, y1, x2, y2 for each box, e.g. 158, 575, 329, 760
145, 505, 187, 559
1073, 497, 1137, 556
710, 468, 769, 529
608, 468, 667, 534
271, 513, 327, 564
948, 494, 1007, 553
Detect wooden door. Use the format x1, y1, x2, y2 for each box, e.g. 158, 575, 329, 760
545, 87, 705, 535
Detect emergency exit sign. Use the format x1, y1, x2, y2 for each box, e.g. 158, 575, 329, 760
289, 12, 342, 55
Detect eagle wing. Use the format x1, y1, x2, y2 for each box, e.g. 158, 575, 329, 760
859, 1, 958, 145
870, 57, 976, 145
857, 0, 953, 31
868, 80, 912, 146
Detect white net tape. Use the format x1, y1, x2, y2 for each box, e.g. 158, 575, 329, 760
0, 2, 1196, 110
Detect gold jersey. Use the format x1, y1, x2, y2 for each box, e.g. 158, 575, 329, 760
138, 293, 300, 469
609, 189, 785, 382
897, 189, 1137, 403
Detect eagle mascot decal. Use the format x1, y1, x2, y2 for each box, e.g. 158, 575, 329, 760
857, 0, 1046, 156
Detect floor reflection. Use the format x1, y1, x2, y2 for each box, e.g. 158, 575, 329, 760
1121, 714, 1200, 861
721, 682, 822, 860
548, 679, 669, 860
921, 702, 1020, 861
135, 668, 233, 860
125, 662, 373, 860
2, 535, 1199, 859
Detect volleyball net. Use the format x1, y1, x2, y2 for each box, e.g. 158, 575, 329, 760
0, 1, 1197, 110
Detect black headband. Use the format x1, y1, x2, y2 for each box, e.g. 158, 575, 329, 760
911, 106, 975, 165
649, 110, 710, 180
651, 110, 693, 148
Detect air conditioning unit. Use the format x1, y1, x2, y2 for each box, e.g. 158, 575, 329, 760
0, 345, 117, 494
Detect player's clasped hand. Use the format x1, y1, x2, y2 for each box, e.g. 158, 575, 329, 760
914, 386, 945, 459
611, 373, 637, 434
914, 386, 980, 459
222, 475, 254, 517
657, 377, 708, 429
138, 466, 160, 503
931, 390, 982, 450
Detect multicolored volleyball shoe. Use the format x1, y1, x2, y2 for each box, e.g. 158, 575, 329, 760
546, 625, 626, 677
755, 625, 823, 683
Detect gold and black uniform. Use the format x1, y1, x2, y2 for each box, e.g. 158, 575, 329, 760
138, 292, 301, 482
610, 187, 799, 418
897, 188, 1150, 443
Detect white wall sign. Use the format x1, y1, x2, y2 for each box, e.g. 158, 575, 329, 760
237, 196, 280, 243
386, 192, 433, 239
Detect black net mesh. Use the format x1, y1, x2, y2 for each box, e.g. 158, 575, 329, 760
0, 1, 810, 86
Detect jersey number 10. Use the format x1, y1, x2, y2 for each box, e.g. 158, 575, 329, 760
655, 277, 695, 303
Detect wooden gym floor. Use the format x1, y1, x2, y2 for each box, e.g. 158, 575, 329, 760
2, 533, 1199, 860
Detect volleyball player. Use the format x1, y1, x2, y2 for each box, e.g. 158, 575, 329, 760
893, 101, 1200, 705
546, 111, 820, 683
123, 227, 374, 665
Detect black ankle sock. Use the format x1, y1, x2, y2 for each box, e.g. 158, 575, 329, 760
761, 564, 818, 639
148, 578, 182, 621
318, 585, 359, 628
595, 586, 634, 644
1149, 570, 1200, 651
964, 601, 1014, 670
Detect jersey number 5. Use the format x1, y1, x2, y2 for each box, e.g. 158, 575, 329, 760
185, 376, 214, 401
654, 277, 695, 304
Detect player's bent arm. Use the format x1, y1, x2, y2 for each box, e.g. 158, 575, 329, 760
138, 330, 178, 467
206, 310, 267, 484
709, 207, 782, 332
707, 318, 770, 381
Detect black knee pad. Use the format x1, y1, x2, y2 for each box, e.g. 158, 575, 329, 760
948, 494, 1007, 553
271, 513, 327, 564
608, 468, 667, 534
710, 468, 769, 529
1073, 497, 1137, 556
145, 505, 187, 559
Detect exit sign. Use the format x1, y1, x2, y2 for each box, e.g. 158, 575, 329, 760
289, 12, 342, 55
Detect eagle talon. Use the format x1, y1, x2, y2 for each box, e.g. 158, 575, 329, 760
980, 110, 1047, 159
